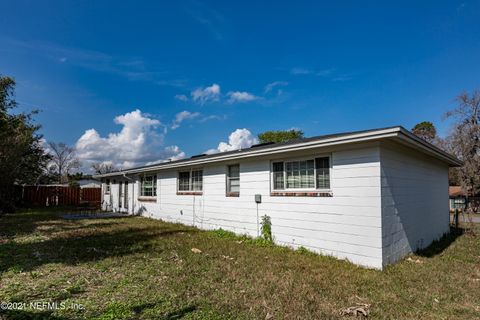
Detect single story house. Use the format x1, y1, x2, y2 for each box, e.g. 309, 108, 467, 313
94, 126, 461, 269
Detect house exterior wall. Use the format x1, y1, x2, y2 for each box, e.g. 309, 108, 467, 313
380, 142, 450, 266
102, 143, 385, 269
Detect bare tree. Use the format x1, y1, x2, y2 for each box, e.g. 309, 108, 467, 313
444, 90, 480, 213
47, 142, 81, 183
91, 162, 117, 175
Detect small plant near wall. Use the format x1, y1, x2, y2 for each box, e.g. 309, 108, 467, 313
261, 215, 273, 243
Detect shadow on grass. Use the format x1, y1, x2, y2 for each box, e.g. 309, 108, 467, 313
416, 226, 464, 258
0, 210, 63, 238
164, 305, 197, 319
0, 225, 197, 274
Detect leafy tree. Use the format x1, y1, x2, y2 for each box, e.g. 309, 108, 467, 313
444, 90, 480, 211
258, 129, 304, 144
0, 75, 49, 212
47, 142, 81, 184
412, 121, 437, 143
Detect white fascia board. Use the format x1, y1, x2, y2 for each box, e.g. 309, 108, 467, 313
395, 129, 463, 166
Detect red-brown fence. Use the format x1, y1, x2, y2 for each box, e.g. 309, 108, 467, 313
21, 186, 101, 207
81, 187, 101, 203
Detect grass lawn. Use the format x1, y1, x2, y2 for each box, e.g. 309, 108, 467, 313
0, 209, 479, 319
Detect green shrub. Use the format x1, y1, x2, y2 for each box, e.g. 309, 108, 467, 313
260, 215, 273, 243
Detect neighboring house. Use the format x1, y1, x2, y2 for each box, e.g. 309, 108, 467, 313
449, 186, 480, 213
76, 179, 101, 189
94, 126, 461, 269
449, 186, 466, 212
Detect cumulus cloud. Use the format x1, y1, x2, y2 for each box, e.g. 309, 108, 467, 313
171, 110, 201, 129
75, 109, 185, 170
205, 128, 258, 154
174, 94, 189, 101
227, 91, 258, 104
191, 83, 221, 104
264, 81, 288, 93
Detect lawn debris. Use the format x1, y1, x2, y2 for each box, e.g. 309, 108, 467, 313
340, 303, 370, 317
221, 255, 234, 260
265, 312, 274, 319
406, 257, 423, 264
191, 248, 202, 254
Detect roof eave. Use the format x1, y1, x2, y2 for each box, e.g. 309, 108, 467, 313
93, 127, 402, 178
93, 126, 463, 179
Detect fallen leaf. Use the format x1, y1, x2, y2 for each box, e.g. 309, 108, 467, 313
191, 248, 202, 254
340, 303, 371, 317
406, 257, 423, 264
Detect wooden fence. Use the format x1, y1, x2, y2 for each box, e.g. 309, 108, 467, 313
20, 186, 101, 207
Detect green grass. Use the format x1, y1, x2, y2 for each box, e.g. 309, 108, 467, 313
0, 209, 479, 319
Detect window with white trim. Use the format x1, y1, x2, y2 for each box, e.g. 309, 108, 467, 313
272, 157, 330, 190
140, 174, 157, 197
178, 169, 203, 192
226, 164, 240, 195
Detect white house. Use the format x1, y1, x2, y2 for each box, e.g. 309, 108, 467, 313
94, 126, 461, 269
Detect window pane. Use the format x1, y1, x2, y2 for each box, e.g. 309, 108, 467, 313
178, 171, 190, 191
272, 162, 284, 190
316, 157, 330, 189
192, 170, 203, 191
227, 165, 240, 193
286, 160, 315, 189
229, 178, 240, 192
140, 175, 157, 196
228, 164, 240, 178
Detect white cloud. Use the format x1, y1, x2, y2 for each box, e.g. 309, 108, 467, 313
191, 83, 221, 104
264, 81, 288, 93
75, 109, 185, 170
227, 91, 258, 104
171, 110, 201, 129
206, 128, 258, 154
316, 69, 334, 77
174, 94, 189, 101
290, 67, 313, 75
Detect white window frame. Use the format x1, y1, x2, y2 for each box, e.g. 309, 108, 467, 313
140, 174, 157, 197
226, 164, 240, 195
177, 168, 203, 192
270, 154, 331, 192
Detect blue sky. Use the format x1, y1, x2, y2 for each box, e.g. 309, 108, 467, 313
1, 1, 479, 169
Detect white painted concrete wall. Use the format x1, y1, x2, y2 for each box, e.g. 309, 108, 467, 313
380, 142, 450, 266
102, 143, 385, 269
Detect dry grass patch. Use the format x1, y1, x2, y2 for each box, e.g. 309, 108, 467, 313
0, 209, 479, 319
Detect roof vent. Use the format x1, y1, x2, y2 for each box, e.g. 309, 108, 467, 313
250, 142, 275, 148
190, 153, 207, 159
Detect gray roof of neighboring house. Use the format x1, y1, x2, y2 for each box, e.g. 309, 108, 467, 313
94, 125, 462, 178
